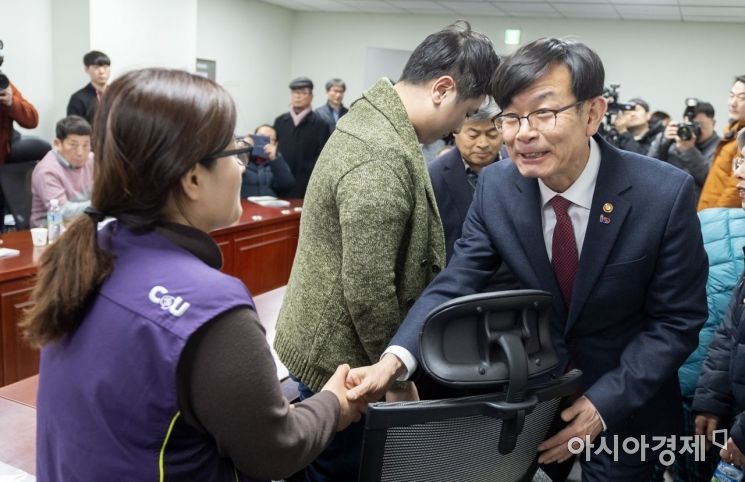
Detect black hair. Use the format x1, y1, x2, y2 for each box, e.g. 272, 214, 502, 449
55, 115, 92, 140
493, 38, 604, 109
399, 20, 498, 100
325, 78, 346, 92
694, 102, 715, 119
83, 50, 110, 67
735, 75, 745, 85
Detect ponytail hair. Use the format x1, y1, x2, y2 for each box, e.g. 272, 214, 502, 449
21, 68, 237, 346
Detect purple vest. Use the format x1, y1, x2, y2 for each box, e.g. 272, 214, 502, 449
37, 223, 256, 481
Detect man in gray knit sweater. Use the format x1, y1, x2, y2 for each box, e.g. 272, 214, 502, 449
273, 21, 499, 482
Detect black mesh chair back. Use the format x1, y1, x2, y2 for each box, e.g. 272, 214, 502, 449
358, 290, 582, 482
0, 160, 37, 230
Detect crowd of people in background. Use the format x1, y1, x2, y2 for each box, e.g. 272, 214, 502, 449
3, 19, 745, 482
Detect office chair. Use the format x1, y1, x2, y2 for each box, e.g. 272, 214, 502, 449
7, 134, 51, 165
358, 290, 582, 482
0, 160, 37, 230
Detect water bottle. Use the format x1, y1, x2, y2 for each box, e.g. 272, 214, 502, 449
46, 199, 63, 243
712, 460, 744, 482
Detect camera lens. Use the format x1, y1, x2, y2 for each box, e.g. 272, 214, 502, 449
677, 124, 692, 141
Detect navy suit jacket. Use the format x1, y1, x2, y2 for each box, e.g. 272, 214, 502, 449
428, 148, 473, 262
393, 135, 708, 443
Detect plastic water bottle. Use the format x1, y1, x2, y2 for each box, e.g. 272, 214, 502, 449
46, 199, 63, 243
712, 461, 744, 482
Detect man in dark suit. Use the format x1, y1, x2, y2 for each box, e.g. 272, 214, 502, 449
315, 78, 348, 132
67, 51, 110, 125
347, 38, 708, 481
428, 97, 504, 262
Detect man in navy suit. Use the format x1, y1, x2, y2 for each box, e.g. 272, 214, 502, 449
428, 97, 504, 262
347, 38, 708, 481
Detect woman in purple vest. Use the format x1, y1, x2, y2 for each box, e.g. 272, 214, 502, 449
21, 68, 363, 481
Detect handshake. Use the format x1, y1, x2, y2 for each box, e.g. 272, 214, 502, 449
319, 354, 416, 431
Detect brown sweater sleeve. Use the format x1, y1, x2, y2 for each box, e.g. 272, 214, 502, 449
177, 306, 339, 480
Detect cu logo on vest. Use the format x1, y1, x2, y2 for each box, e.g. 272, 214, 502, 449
148, 286, 191, 317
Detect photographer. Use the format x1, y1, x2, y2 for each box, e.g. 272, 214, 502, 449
648, 100, 718, 197
0, 82, 39, 166
612, 97, 663, 155
239, 124, 295, 198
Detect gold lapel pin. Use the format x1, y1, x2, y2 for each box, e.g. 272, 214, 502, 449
602, 202, 614, 213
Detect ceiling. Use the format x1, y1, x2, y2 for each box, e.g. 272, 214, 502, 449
257, 0, 745, 22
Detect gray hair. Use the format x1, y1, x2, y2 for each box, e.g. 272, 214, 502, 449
325, 78, 346, 92
738, 126, 745, 151
465, 97, 500, 123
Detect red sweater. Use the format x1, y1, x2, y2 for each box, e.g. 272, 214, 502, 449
0, 82, 39, 165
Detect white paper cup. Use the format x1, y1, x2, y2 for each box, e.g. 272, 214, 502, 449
30, 228, 48, 247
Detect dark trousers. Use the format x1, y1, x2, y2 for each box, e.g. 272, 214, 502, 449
294, 376, 365, 482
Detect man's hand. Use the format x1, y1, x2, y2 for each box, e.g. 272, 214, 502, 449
720, 437, 745, 467
345, 353, 405, 403
264, 143, 278, 160
320, 364, 365, 431
663, 122, 679, 141
0, 85, 13, 108
613, 112, 628, 133
537, 396, 604, 464
694, 412, 720, 449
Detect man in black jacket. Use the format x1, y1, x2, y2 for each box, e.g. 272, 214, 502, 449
613, 97, 663, 155
67, 51, 110, 125
273, 77, 330, 198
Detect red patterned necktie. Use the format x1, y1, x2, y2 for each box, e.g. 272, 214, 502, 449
550, 196, 578, 308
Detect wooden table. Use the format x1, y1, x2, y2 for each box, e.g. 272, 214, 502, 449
0, 200, 301, 386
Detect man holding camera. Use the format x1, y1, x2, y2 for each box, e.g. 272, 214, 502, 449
648, 100, 718, 197
0, 83, 38, 167
612, 97, 663, 155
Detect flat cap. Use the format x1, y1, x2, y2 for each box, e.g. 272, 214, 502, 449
289, 76, 313, 90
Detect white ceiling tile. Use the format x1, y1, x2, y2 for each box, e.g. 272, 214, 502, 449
386, 0, 454, 12
682, 6, 745, 15
297, 0, 360, 10
552, 3, 620, 17
438, 1, 507, 15
611, 0, 678, 4
492, 2, 560, 14
683, 14, 745, 21
338, 0, 407, 11
549, 0, 610, 3
615, 4, 680, 15
678, 0, 745, 5
263, 0, 321, 9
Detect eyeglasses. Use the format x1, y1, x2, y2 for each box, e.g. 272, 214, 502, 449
493, 100, 585, 137
201, 145, 253, 167
733, 155, 745, 173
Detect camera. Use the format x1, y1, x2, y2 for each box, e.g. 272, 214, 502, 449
0, 40, 8, 91
600, 83, 636, 146
603, 84, 636, 114
677, 98, 701, 141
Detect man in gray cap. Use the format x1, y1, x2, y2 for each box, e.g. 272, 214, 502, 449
273, 76, 331, 197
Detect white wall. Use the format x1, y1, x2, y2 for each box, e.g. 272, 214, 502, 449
196, 0, 293, 135
89, 0, 198, 77
51, 0, 90, 126
0, 0, 54, 137
291, 12, 745, 130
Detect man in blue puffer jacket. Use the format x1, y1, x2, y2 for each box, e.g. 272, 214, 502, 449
693, 127, 745, 474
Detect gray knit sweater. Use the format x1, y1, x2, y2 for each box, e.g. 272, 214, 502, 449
274, 78, 446, 392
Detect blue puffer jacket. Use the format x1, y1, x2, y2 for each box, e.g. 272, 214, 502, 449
681, 208, 745, 398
